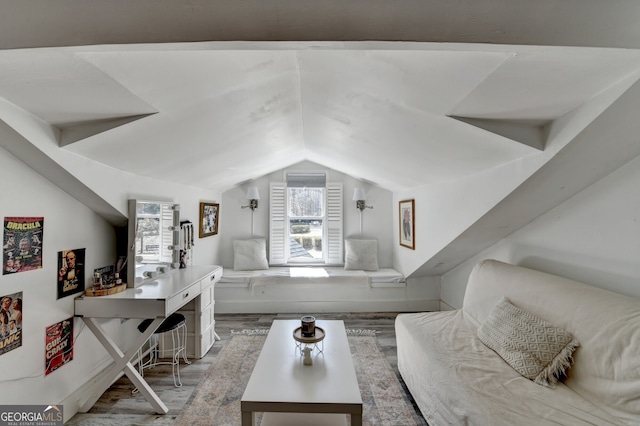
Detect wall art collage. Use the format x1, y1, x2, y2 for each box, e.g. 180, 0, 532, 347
2, 216, 85, 376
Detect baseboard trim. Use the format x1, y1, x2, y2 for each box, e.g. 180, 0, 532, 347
215, 298, 439, 314
440, 300, 456, 311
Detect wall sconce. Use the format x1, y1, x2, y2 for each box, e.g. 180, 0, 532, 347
242, 186, 260, 237
353, 187, 373, 236
352, 188, 373, 212
242, 186, 260, 211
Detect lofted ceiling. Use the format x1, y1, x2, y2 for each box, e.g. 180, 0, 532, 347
1, 43, 640, 192
1, 1, 640, 194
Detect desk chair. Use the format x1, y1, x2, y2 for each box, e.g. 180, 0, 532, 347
136, 313, 190, 387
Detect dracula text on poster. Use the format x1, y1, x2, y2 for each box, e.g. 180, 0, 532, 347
3, 217, 44, 275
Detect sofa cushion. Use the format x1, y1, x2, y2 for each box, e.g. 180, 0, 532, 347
463, 260, 640, 421
396, 311, 618, 426
233, 238, 269, 271
344, 239, 379, 271
478, 297, 579, 387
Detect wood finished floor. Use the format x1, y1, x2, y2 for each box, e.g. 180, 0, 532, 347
67, 312, 428, 425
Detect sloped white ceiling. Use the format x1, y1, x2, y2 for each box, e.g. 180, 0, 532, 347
2, 42, 640, 192
3, 1, 640, 277
2, 1, 640, 194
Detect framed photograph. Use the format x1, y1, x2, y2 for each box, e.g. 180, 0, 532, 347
199, 202, 219, 238
399, 199, 415, 250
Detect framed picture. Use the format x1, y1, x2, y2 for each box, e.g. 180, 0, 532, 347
399, 199, 415, 250
199, 202, 219, 238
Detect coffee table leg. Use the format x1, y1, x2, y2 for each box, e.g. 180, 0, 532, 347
351, 413, 362, 426
241, 410, 255, 426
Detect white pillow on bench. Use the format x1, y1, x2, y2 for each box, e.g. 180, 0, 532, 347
233, 238, 269, 271
344, 239, 379, 271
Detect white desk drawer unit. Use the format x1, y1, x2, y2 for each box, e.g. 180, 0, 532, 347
166, 280, 201, 314
166, 267, 222, 358
196, 268, 221, 358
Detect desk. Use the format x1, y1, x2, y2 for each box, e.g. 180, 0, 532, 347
74, 265, 222, 414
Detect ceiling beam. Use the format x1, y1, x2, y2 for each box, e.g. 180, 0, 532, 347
58, 113, 156, 147
0, 120, 127, 226
449, 116, 549, 151
414, 76, 640, 277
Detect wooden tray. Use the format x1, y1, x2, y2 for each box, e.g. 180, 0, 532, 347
85, 283, 127, 297
293, 326, 325, 344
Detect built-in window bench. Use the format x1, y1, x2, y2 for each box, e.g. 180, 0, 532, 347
215, 266, 415, 313
220, 266, 406, 289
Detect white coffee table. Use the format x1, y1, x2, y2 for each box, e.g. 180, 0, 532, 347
241, 319, 363, 426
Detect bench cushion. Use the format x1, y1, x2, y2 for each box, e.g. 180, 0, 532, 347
219, 267, 404, 286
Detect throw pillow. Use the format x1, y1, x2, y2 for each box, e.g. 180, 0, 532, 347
477, 297, 579, 387
344, 239, 379, 271
233, 239, 269, 271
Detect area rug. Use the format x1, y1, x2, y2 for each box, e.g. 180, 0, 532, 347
175, 332, 422, 425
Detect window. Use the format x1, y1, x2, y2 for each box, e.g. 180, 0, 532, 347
269, 173, 343, 265
288, 186, 325, 261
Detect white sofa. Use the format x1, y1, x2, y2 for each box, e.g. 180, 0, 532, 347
396, 259, 640, 425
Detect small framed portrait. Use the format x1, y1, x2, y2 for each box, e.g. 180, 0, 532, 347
199, 202, 219, 238
399, 199, 415, 250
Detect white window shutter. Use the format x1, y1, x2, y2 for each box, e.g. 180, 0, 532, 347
269, 182, 287, 265
326, 183, 343, 264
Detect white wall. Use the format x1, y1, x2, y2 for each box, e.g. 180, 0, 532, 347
0, 103, 225, 421
441, 153, 640, 309
392, 158, 537, 274
220, 161, 393, 269
392, 75, 639, 279
0, 147, 133, 417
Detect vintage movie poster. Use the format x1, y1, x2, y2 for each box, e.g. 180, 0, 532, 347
57, 248, 85, 299
0, 291, 23, 356
94, 264, 115, 287
45, 317, 73, 375
3, 217, 44, 275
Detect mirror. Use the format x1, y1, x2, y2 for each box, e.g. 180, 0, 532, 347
127, 199, 180, 287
